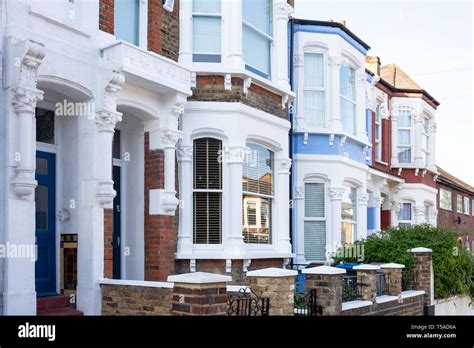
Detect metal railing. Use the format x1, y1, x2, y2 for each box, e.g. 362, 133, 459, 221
342, 275, 362, 302
294, 288, 322, 316
402, 270, 418, 291
227, 287, 269, 316
376, 272, 389, 296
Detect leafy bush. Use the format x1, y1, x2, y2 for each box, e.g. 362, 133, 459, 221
332, 225, 473, 299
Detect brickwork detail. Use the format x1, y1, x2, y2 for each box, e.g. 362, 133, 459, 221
305, 274, 343, 316
249, 276, 295, 316
104, 208, 113, 279
384, 268, 402, 296
342, 294, 424, 316
411, 251, 433, 305
99, 0, 114, 34
357, 270, 378, 302
101, 284, 173, 315
171, 283, 228, 316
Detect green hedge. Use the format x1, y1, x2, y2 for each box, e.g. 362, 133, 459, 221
332, 225, 473, 299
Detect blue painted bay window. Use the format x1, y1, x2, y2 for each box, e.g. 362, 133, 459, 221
242, 0, 272, 78
114, 0, 140, 45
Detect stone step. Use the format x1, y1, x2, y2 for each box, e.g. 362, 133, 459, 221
37, 295, 72, 312
38, 307, 84, 316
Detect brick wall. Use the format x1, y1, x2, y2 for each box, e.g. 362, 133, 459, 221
342, 294, 424, 316
189, 75, 288, 119
99, 0, 114, 34
104, 208, 113, 279
174, 258, 283, 284
144, 133, 177, 281
101, 284, 172, 315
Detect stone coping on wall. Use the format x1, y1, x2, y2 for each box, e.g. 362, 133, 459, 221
302, 265, 346, 275
401, 290, 426, 298
227, 285, 251, 293
353, 264, 381, 270
409, 247, 433, 253
375, 295, 399, 304
342, 300, 373, 311
246, 267, 298, 277
167, 272, 232, 284
100, 278, 174, 288
380, 263, 405, 269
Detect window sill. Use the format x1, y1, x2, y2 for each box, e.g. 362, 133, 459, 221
293, 129, 371, 147
374, 159, 388, 166
175, 249, 293, 260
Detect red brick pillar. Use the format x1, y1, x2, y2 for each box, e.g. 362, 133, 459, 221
354, 264, 380, 302
103, 208, 113, 278
168, 272, 231, 316
246, 268, 297, 316
302, 266, 346, 316
99, 0, 114, 34
380, 263, 405, 296
410, 247, 434, 306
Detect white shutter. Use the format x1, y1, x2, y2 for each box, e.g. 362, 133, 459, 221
304, 221, 326, 261
304, 183, 326, 261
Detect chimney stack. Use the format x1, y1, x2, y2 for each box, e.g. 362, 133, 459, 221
365, 56, 381, 76
339, 20, 347, 27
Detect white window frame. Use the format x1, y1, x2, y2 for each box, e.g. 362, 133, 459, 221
242, 0, 273, 79
398, 202, 413, 227
303, 181, 327, 262
397, 110, 412, 164
375, 104, 382, 161
421, 117, 430, 167
192, 0, 222, 62
303, 51, 326, 129
456, 195, 463, 213
114, 0, 148, 48
340, 64, 357, 135
439, 189, 452, 211
463, 196, 470, 215
192, 137, 223, 245
424, 204, 431, 225
341, 185, 357, 244
242, 143, 274, 245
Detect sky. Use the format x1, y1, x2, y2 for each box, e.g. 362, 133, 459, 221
295, 0, 474, 186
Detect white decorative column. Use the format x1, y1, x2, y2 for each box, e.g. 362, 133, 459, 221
276, 158, 292, 253
293, 53, 305, 129
149, 100, 185, 216
293, 185, 305, 264
225, 146, 247, 256
225, 0, 244, 70
77, 72, 124, 315
413, 113, 423, 167
357, 188, 369, 240
373, 195, 383, 232
178, 0, 192, 68
328, 187, 344, 256
414, 205, 425, 225
431, 209, 438, 227
273, 0, 293, 88
328, 57, 344, 133
3, 40, 45, 315
177, 144, 193, 255
390, 200, 400, 227
356, 68, 368, 142
429, 122, 437, 171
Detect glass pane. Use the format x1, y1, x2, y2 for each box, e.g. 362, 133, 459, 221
375, 105, 381, 123
305, 183, 325, 218
242, 195, 271, 244
242, 0, 272, 35
193, 0, 221, 13
193, 138, 222, 190
424, 206, 430, 222
35, 185, 48, 230
304, 53, 324, 88
304, 90, 325, 127
193, 192, 221, 244
398, 203, 412, 221
242, 143, 273, 195
113, 129, 121, 159
243, 25, 270, 77
423, 118, 429, 133
36, 108, 55, 144
36, 157, 48, 175
398, 130, 411, 145
341, 222, 355, 244
340, 65, 355, 100
304, 221, 326, 260
340, 98, 356, 134
193, 16, 221, 54
398, 111, 411, 127
422, 133, 429, 150
397, 147, 411, 163
114, 0, 139, 45
341, 186, 356, 222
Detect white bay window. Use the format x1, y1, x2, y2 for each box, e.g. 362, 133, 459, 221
422, 117, 430, 166
397, 110, 412, 164
398, 202, 413, 227
242, 0, 272, 78
375, 104, 382, 161
340, 64, 356, 135
192, 0, 222, 62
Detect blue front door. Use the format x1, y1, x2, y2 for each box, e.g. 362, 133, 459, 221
35, 151, 57, 296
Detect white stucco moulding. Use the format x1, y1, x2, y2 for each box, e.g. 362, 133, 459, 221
246, 267, 298, 277
380, 263, 405, 269
302, 266, 346, 275
409, 247, 433, 253
353, 264, 381, 271
167, 272, 232, 284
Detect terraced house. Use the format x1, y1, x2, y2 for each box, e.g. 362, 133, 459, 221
289, 19, 439, 265
0, 0, 294, 316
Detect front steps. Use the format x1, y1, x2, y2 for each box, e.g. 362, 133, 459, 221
37, 295, 84, 316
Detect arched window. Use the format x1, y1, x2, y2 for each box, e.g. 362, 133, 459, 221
242, 143, 274, 244
193, 138, 222, 244
398, 202, 413, 227
304, 181, 326, 261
